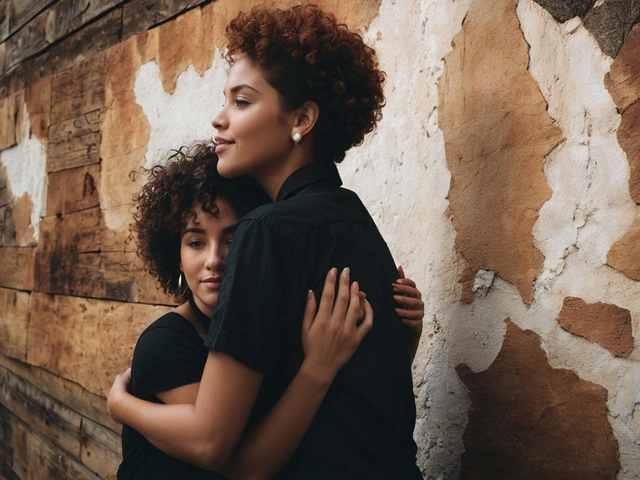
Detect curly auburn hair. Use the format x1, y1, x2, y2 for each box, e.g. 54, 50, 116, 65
225, 4, 386, 164
132, 143, 269, 303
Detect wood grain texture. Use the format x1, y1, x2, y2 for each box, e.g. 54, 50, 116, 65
0, 288, 29, 361
0, 9, 120, 101
0, 246, 35, 290
2, 0, 57, 42
47, 164, 100, 216
121, 0, 206, 40
4, 0, 123, 71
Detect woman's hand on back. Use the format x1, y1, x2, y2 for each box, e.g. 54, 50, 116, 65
393, 265, 424, 362
300, 267, 373, 384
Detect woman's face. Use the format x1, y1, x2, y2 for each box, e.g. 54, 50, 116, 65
211, 56, 297, 183
180, 199, 238, 318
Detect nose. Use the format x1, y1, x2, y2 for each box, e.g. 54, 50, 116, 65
211, 105, 227, 131
204, 243, 225, 271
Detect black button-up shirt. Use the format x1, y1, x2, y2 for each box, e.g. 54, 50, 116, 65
206, 162, 421, 479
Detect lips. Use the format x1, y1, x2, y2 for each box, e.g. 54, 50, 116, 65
201, 277, 223, 289
214, 136, 234, 154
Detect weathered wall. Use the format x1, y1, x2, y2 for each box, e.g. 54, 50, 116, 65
1, 0, 639, 478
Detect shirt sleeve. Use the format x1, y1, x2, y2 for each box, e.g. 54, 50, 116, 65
131, 321, 207, 399
205, 218, 286, 373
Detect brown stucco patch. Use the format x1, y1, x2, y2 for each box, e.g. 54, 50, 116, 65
608, 214, 640, 280
606, 25, 640, 279
438, 0, 563, 304
457, 320, 619, 479
557, 297, 633, 357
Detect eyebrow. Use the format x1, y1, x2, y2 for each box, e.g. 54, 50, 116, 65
229, 84, 259, 94
182, 227, 205, 236
223, 224, 238, 235
181, 224, 238, 237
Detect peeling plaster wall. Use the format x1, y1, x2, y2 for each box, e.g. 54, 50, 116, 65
0, 103, 47, 243
2, 0, 640, 478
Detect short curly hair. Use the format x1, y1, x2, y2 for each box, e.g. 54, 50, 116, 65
132, 143, 269, 302
225, 4, 386, 164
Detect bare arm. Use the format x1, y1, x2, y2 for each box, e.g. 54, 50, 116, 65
220, 267, 372, 480
108, 350, 263, 470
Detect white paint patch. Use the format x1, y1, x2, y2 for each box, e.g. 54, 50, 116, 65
134, 56, 229, 168
473, 269, 495, 296
0, 103, 47, 242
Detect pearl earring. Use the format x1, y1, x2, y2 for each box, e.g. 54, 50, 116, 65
291, 132, 302, 145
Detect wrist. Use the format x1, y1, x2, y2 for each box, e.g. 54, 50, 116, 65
298, 360, 337, 388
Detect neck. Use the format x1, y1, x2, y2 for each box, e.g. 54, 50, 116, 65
187, 294, 212, 333
258, 152, 314, 200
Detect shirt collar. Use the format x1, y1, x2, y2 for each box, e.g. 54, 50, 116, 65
276, 162, 343, 201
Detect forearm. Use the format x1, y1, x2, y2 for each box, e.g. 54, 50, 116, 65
111, 392, 224, 469
220, 361, 333, 480
109, 352, 262, 471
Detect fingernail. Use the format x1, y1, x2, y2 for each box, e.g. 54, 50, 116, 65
342, 267, 350, 278
330, 267, 337, 276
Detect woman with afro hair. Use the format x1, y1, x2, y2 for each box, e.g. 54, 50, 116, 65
109, 6, 424, 479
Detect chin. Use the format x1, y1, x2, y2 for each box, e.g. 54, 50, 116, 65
217, 158, 242, 179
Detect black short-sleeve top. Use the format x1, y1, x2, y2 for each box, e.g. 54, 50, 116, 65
205, 162, 422, 479
117, 312, 225, 480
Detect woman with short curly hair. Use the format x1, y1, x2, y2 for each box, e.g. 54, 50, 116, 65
109, 6, 424, 479
132, 143, 267, 304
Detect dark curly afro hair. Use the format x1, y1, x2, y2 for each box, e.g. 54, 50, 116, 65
225, 4, 386, 164
132, 143, 270, 303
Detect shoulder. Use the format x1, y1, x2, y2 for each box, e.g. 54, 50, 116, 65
135, 312, 200, 351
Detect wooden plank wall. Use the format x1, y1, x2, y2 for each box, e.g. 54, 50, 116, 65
0, 0, 210, 478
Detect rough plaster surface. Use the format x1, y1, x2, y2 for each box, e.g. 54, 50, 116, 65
606, 24, 640, 281
438, 0, 563, 305
0, 103, 47, 243
457, 320, 619, 479
135, 60, 227, 169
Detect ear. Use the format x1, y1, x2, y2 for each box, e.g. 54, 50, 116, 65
293, 101, 319, 136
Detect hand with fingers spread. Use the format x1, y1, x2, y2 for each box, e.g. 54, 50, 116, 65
301, 267, 373, 384
393, 266, 424, 363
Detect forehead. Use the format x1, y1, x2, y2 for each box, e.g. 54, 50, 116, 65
186, 198, 238, 225
225, 56, 269, 90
